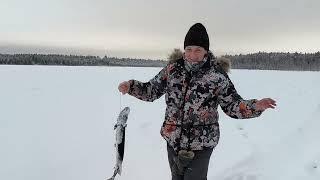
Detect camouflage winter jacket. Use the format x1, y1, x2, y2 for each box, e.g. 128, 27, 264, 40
128, 55, 262, 152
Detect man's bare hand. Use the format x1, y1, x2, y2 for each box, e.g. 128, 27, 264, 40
255, 98, 277, 111
118, 81, 130, 95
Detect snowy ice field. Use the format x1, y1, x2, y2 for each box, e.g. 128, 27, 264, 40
0, 65, 319, 180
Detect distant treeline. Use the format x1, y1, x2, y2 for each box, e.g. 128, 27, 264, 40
0, 54, 167, 67
0, 52, 320, 71
225, 52, 320, 71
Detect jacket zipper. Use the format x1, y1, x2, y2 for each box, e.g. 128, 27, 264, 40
178, 72, 191, 151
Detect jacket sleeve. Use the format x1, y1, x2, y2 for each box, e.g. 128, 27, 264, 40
128, 66, 167, 102
217, 74, 263, 119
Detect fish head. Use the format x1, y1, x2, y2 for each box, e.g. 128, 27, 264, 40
121, 107, 130, 115
117, 107, 130, 124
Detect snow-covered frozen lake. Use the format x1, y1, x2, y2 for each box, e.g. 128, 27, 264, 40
0, 65, 319, 180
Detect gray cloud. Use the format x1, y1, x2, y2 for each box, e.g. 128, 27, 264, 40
1, 0, 319, 59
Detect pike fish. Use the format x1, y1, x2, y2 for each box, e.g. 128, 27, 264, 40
107, 107, 130, 180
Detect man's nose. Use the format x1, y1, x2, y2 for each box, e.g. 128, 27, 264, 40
189, 52, 197, 60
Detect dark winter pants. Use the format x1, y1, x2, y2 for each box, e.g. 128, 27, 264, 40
167, 144, 213, 180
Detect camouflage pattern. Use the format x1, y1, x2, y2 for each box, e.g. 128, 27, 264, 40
128, 54, 262, 152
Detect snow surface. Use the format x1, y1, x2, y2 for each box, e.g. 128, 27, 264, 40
0, 65, 319, 180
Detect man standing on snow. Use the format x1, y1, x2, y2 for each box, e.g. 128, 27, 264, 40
118, 23, 276, 180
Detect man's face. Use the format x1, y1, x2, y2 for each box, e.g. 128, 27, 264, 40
184, 46, 207, 63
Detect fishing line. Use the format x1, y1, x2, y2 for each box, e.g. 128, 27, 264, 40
119, 92, 122, 112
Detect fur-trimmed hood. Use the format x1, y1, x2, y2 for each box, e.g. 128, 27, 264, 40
215, 56, 231, 73
167, 49, 231, 73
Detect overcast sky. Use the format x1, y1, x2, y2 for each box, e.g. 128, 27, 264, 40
1, 0, 319, 59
